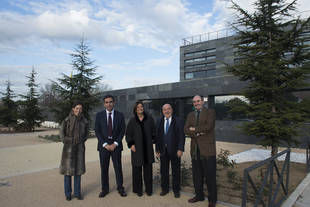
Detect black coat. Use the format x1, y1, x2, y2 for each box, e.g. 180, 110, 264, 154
95, 110, 125, 151
155, 116, 185, 157
125, 113, 156, 167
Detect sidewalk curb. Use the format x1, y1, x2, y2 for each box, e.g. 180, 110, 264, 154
282, 172, 310, 207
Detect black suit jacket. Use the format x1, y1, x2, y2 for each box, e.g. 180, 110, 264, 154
95, 110, 125, 151
155, 116, 185, 157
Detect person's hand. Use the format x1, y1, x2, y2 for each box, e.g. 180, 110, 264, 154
189, 127, 195, 131
104, 145, 111, 151
156, 152, 160, 158
177, 150, 183, 158
110, 143, 117, 151
130, 145, 136, 152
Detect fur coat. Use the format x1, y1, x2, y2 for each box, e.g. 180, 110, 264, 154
59, 112, 89, 175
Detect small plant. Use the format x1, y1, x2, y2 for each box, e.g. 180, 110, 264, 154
217, 149, 241, 190
180, 160, 192, 187
227, 169, 237, 181
217, 149, 236, 168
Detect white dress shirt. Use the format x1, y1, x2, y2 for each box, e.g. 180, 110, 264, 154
164, 116, 172, 134
103, 109, 118, 147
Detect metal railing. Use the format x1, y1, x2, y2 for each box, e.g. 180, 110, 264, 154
303, 123, 310, 172
182, 29, 234, 46
242, 148, 290, 207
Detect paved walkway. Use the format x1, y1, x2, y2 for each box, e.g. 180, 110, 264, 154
0, 130, 309, 207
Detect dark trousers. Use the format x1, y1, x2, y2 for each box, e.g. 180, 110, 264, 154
99, 149, 124, 193
160, 149, 181, 193
132, 163, 152, 195
64, 175, 81, 197
192, 154, 217, 203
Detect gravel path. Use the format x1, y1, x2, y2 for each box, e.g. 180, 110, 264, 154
0, 130, 306, 207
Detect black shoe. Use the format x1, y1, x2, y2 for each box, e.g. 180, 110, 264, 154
119, 190, 127, 197
146, 192, 152, 196
66, 196, 71, 201
75, 195, 83, 200
174, 192, 180, 198
160, 190, 168, 196
137, 192, 143, 197
188, 197, 204, 203
99, 191, 108, 198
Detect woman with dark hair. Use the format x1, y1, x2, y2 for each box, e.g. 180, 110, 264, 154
59, 102, 89, 201
125, 101, 156, 197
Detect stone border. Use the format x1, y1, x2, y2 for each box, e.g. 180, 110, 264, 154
282, 173, 310, 207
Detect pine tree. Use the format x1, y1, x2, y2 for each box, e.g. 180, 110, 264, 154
19, 67, 44, 132
227, 98, 248, 120
52, 39, 102, 123
0, 80, 17, 127
227, 0, 310, 155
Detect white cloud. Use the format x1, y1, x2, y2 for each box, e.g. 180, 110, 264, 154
0, 63, 71, 95
0, 0, 221, 51
1, 0, 309, 50
1, 0, 309, 96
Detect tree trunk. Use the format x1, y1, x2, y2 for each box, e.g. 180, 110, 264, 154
271, 146, 278, 156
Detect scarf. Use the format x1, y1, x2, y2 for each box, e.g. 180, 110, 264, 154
66, 111, 84, 145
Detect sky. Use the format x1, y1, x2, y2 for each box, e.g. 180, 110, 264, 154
0, 0, 309, 96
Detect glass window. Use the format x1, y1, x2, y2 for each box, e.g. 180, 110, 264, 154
304, 40, 310, 45
185, 59, 194, 63
300, 31, 310, 37
195, 51, 206, 56
185, 49, 215, 57
184, 65, 194, 70
184, 52, 194, 57
186, 70, 217, 79
206, 55, 216, 61
206, 62, 216, 67
207, 69, 216, 77
185, 73, 194, 79
194, 57, 205, 62
206, 48, 216, 54
185, 64, 205, 70
193, 71, 207, 78
185, 57, 206, 64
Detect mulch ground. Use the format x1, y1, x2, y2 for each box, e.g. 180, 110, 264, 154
154, 160, 307, 206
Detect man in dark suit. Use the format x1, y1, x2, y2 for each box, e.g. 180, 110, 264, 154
184, 95, 217, 207
95, 94, 127, 198
155, 103, 185, 198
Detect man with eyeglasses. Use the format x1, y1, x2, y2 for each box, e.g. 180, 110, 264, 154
155, 103, 185, 198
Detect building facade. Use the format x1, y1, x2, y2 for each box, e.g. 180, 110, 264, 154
180, 29, 235, 81
95, 27, 310, 145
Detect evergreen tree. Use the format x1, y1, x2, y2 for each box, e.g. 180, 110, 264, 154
227, 98, 248, 120
227, 0, 310, 155
52, 39, 102, 123
19, 67, 44, 132
0, 80, 17, 127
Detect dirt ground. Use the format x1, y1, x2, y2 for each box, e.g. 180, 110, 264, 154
0, 128, 58, 148
155, 160, 307, 206
0, 128, 308, 207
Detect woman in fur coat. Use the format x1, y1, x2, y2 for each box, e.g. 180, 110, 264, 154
59, 101, 89, 201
